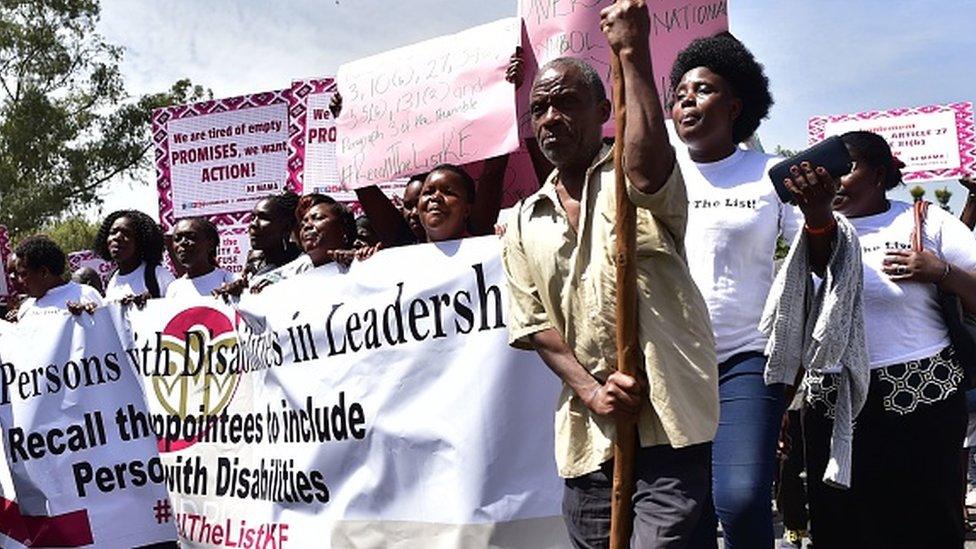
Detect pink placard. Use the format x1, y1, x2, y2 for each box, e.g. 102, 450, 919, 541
288, 77, 338, 195
215, 223, 250, 276
808, 102, 976, 182
463, 148, 541, 209
336, 17, 521, 189
0, 225, 10, 298
518, 0, 729, 136
67, 250, 116, 286
152, 89, 295, 231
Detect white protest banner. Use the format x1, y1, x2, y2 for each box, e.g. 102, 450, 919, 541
0, 310, 177, 548
518, 0, 729, 135
809, 102, 976, 182
153, 90, 291, 229
124, 237, 568, 547
337, 18, 521, 188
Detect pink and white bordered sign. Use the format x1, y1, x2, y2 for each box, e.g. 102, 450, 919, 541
809, 102, 976, 182
0, 224, 10, 298
67, 250, 116, 286
287, 77, 337, 195
152, 89, 293, 230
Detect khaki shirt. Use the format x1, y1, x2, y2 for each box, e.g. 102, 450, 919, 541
502, 145, 719, 478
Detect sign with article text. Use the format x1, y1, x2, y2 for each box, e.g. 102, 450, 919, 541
809, 102, 976, 182
287, 77, 338, 195
336, 18, 522, 188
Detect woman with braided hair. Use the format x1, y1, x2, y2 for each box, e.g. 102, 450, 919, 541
95, 209, 174, 301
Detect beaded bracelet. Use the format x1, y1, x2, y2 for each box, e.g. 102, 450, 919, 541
804, 218, 837, 235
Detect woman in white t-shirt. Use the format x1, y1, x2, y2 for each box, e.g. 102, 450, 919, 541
165, 218, 234, 298
95, 210, 175, 301
11, 236, 103, 320
795, 131, 976, 547
669, 34, 803, 547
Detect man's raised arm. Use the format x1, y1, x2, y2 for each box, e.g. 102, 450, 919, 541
600, 1, 675, 195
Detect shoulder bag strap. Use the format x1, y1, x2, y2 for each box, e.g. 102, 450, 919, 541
912, 200, 929, 253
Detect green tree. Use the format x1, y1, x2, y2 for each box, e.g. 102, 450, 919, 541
8, 215, 99, 255
910, 185, 926, 203
934, 186, 953, 213
0, 0, 209, 237
774, 145, 798, 158
41, 215, 99, 254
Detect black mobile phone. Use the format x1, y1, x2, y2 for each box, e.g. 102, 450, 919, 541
768, 135, 853, 204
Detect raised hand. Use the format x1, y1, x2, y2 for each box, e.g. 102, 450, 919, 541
329, 91, 343, 119
960, 175, 976, 194
600, 0, 650, 55
505, 46, 524, 89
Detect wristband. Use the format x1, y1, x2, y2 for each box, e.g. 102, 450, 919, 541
804, 218, 837, 235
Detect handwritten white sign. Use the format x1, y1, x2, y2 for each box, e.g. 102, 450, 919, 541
337, 18, 521, 188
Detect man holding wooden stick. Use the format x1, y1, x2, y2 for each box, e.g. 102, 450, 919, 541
502, 1, 719, 547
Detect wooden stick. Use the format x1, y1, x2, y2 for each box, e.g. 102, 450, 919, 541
608, 34, 640, 549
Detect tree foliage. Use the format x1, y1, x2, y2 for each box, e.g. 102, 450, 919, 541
40, 215, 99, 254
934, 186, 953, 213
0, 0, 209, 236
910, 185, 926, 202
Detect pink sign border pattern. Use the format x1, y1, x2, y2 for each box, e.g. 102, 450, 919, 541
808, 101, 976, 182
152, 89, 294, 231
0, 224, 11, 298
287, 78, 337, 193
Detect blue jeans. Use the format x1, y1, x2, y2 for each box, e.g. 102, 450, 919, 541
711, 351, 786, 548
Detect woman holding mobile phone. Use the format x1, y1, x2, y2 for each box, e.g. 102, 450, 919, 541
669, 33, 846, 547
786, 130, 976, 547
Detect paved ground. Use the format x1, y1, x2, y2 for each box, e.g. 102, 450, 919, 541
712, 508, 976, 547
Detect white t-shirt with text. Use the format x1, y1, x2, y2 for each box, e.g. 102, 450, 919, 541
165, 268, 235, 299
681, 147, 800, 363
17, 281, 104, 320
849, 200, 976, 369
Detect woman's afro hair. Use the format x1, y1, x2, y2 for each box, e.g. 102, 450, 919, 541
669, 32, 773, 144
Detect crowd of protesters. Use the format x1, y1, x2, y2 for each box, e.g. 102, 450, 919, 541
4, 1, 976, 548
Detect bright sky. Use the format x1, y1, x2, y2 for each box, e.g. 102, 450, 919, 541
94, 0, 976, 219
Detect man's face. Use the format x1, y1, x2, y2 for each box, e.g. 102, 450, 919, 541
529, 65, 609, 168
